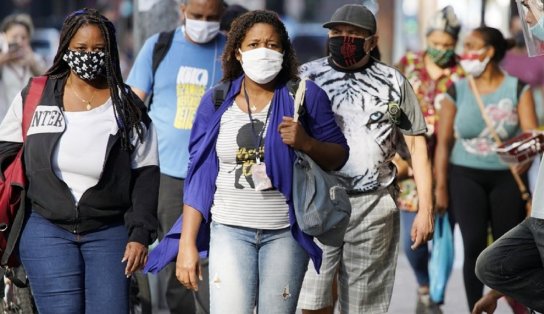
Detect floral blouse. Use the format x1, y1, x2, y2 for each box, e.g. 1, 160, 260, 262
395, 51, 464, 211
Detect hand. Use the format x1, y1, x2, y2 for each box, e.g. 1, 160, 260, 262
122, 242, 148, 277
434, 186, 448, 215
278, 117, 312, 151
0, 50, 23, 65
176, 242, 202, 291
410, 210, 434, 249
472, 290, 502, 314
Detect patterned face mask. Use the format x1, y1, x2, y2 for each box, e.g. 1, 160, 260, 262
426, 47, 456, 68
328, 36, 368, 67
63, 49, 106, 81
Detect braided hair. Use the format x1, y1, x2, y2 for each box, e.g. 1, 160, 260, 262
46, 8, 143, 151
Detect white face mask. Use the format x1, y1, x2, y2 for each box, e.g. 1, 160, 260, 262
184, 16, 220, 43
239, 48, 284, 84
460, 48, 491, 77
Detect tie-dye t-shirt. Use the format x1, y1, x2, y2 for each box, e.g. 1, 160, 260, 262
300, 57, 427, 193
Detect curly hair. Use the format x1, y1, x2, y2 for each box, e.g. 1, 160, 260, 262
222, 10, 299, 84
46, 8, 143, 151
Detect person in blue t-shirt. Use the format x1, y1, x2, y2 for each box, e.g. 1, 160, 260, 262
127, 0, 225, 312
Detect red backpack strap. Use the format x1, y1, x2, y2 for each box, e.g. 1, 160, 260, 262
22, 76, 47, 141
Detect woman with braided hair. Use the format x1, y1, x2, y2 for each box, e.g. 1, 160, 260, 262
0, 8, 159, 313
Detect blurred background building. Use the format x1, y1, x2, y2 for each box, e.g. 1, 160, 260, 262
0, 0, 524, 70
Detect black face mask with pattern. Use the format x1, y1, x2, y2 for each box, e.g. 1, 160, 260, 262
328, 36, 367, 67
62, 49, 106, 81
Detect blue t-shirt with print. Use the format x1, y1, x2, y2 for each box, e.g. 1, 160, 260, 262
448, 75, 528, 170
127, 27, 225, 178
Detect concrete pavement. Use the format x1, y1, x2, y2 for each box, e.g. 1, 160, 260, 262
389, 226, 512, 314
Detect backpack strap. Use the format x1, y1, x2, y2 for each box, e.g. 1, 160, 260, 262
147, 29, 176, 110
209, 79, 302, 113
211, 80, 232, 111
152, 30, 176, 76
22, 76, 47, 139
1, 76, 47, 266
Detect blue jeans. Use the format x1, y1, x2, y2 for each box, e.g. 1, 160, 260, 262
19, 212, 129, 314
400, 211, 430, 287
208, 221, 309, 314
476, 217, 544, 312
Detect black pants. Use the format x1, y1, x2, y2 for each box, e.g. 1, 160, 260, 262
158, 174, 209, 314
476, 217, 544, 312
449, 165, 526, 311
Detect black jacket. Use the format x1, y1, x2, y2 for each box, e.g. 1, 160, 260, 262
0, 77, 159, 245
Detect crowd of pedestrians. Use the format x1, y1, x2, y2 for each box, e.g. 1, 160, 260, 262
0, 0, 543, 313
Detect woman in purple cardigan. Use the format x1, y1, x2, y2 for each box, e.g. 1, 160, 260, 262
175, 10, 348, 314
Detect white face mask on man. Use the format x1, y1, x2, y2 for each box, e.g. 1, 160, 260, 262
184, 16, 220, 43
460, 48, 491, 77
239, 48, 284, 84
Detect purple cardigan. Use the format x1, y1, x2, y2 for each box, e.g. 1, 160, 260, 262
145, 75, 349, 274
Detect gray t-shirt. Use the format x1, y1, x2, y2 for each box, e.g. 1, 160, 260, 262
531, 156, 544, 219
300, 57, 426, 193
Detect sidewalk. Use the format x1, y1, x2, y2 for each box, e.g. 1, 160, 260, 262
389, 226, 512, 314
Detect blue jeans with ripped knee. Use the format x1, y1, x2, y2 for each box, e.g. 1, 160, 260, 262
208, 221, 309, 314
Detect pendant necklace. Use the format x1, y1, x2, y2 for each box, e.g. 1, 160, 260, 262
69, 77, 97, 110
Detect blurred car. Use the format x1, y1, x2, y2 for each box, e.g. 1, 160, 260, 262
290, 22, 328, 65
31, 28, 60, 68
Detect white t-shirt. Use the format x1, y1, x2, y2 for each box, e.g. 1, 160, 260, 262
211, 102, 289, 229
52, 99, 116, 203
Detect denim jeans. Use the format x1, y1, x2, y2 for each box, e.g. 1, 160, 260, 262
476, 217, 544, 312
400, 211, 430, 287
19, 212, 129, 314
208, 221, 309, 314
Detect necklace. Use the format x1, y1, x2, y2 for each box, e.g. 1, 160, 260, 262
69, 77, 97, 110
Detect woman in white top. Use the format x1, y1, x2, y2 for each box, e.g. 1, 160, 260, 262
0, 9, 159, 314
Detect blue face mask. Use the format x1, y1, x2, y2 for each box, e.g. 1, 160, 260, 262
530, 17, 544, 41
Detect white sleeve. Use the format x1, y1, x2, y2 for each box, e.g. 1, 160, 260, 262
0, 92, 23, 143
131, 122, 159, 169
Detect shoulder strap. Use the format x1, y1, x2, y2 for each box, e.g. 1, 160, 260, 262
293, 78, 307, 123
212, 81, 232, 111
468, 75, 530, 202
147, 29, 176, 110
152, 30, 176, 77
210, 79, 301, 112
22, 76, 47, 140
